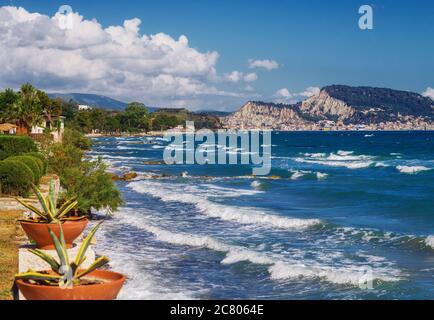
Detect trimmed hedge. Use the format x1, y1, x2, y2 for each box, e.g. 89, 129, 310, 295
0, 135, 37, 160
0, 160, 34, 196
7, 156, 41, 183
23, 152, 47, 174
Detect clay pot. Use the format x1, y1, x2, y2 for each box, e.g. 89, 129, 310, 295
16, 270, 125, 300
20, 219, 88, 250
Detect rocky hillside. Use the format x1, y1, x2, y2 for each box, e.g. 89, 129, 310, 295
222, 85, 434, 130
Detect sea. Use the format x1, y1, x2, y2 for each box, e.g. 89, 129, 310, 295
88, 131, 434, 300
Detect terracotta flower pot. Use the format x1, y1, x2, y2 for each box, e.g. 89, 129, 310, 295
20, 219, 88, 249
16, 270, 126, 300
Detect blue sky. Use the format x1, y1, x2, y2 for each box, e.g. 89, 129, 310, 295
0, 0, 433, 110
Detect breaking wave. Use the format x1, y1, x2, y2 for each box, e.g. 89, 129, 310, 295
396, 165, 432, 174
127, 180, 321, 230
114, 211, 401, 286
296, 150, 375, 169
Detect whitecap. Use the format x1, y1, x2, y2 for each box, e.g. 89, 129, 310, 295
115, 212, 401, 287
425, 236, 434, 249
128, 180, 321, 230
396, 165, 431, 174
316, 172, 328, 180
251, 180, 262, 189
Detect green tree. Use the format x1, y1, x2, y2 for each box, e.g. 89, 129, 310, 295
151, 113, 181, 131
37, 91, 62, 130
43, 129, 122, 215
106, 113, 122, 133
89, 108, 107, 132
74, 110, 93, 133
61, 158, 122, 214
0, 88, 19, 122
121, 102, 150, 132
13, 83, 43, 133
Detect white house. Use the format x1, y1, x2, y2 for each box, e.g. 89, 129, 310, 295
30, 115, 65, 142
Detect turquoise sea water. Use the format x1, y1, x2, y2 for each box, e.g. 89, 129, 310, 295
90, 131, 434, 299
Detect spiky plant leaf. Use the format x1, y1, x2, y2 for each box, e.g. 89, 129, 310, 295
74, 221, 103, 270
28, 249, 61, 273
56, 197, 77, 217
75, 256, 109, 279
60, 216, 87, 222
15, 271, 61, 282
15, 198, 47, 221
56, 200, 78, 220
47, 225, 69, 267
33, 184, 55, 222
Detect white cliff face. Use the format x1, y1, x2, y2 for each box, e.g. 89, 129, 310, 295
222, 101, 307, 129
221, 86, 434, 131
299, 90, 356, 121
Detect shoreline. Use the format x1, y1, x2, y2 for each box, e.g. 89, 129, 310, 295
86, 129, 434, 138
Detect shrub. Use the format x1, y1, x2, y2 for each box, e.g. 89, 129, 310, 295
0, 160, 34, 196
22, 152, 47, 174
64, 128, 92, 150
0, 135, 37, 160
60, 158, 122, 214
7, 156, 41, 183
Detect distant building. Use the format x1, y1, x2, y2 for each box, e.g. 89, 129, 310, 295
0, 123, 17, 135
30, 114, 65, 142
78, 104, 92, 111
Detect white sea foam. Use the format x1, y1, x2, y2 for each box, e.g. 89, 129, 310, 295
316, 172, 328, 180
289, 170, 328, 180
295, 158, 374, 169
425, 236, 434, 249
297, 151, 375, 169
336, 150, 354, 156
269, 261, 399, 285
290, 170, 310, 180
251, 180, 262, 189
396, 165, 431, 174
152, 145, 166, 149
115, 212, 401, 286
374, 162, 389, 167
303, 153, 327, 158
128, 180, 321, 230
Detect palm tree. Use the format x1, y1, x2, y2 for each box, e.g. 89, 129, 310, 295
0, 88, 19, 122
13, 83, 43, 134
37, 91, 61, 130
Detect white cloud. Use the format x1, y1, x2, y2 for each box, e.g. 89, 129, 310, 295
422, 87, 434, 100
300, 86, 320, 97
248, 59, 279, 70
0, 6, 249, 110
225, 71, 244, 83
275, 88, 292, 98
274, 86, 320, 103
243, 73, 258, 82
224, 71, 258, 83
244, 85, 255, 92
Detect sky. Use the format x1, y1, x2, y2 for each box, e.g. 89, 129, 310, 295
0, 0, 433, 111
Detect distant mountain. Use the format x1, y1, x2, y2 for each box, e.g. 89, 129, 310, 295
49, 93, 128, 110
222, 85, 434, 130
196, 110, 232, 117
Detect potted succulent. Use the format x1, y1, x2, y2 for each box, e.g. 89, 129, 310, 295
15, 222, 125, 300
17, 181, 87, 249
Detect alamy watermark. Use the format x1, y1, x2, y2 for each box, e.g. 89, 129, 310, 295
359, 5, 374, 30
57, 5, 74, 30
163, 122, 271, 175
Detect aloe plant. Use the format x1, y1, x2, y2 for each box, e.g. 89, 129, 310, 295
16, 180, 80, 223
15, 222, 109, 288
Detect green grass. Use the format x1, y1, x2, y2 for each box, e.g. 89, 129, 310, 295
0, 211, 23, 300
